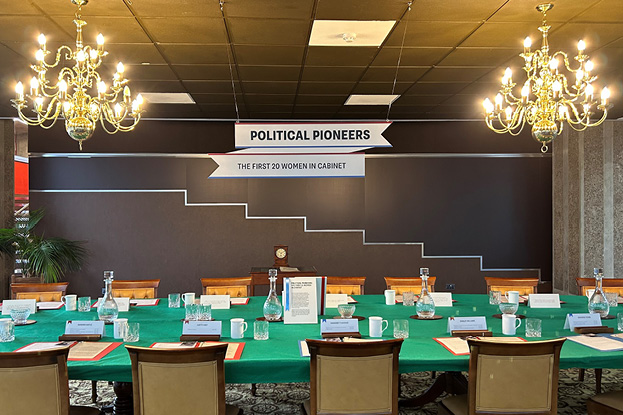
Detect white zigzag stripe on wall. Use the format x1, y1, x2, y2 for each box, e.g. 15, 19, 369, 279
31, 188, 541, 278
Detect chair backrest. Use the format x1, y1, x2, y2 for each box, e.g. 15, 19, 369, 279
126, 344, 228, 415
0, 347, 71, 415
484, 277, 539, 295
576, 277, 623, 296
384, 277, 436, 295
201, 277, 252, 297
325, 276, 366, 295
111, 280, 160, 299
306, 338, 403, 415
10, 282, 69, 301
466, 338, 565, 415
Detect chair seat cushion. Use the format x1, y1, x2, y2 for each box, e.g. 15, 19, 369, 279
590, 391, 623, 411
439, 394, 468, 415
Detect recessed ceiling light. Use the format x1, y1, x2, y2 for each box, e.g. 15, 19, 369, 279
344, 94, 400, 105
139, 92, 195, 104
309, 20, 396, 47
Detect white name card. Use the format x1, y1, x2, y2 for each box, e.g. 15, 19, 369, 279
429, 292, 453, 307
182, 320, 222, 336
320, 318, 359, 334
115, 298, 130, 312
325, 294, 349, 309
65, 320, 105, 336
447, 316, 487, 333
528, 294, 560, 308
2, 299, 37, 315
564, 313, 602, 330
200, 295, 231, 310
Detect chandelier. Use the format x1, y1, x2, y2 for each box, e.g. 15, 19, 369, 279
482, 3, 611, 153
11, 0, 143, 150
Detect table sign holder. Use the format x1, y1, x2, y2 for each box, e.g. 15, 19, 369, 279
59, 334, 102, 341
180, 334, 221, 341
451, 330, 492, 337
574, 326, 614, 334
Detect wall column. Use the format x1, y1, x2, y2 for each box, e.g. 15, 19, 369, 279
0, 121, 16, 299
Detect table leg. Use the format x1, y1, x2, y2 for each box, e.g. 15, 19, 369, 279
112, 381, 133, 415
399, 372, 467, 408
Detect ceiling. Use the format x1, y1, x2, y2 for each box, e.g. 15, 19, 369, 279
0, 0, 621, 120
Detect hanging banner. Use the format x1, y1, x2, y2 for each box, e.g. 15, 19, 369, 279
209, 153, 364, 179
235, 122, 391, 149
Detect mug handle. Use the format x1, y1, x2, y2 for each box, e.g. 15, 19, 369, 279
381, 320, 389, 333
242, 322, 248, 333
61, 295, 67, 304
515, 318, 522, 329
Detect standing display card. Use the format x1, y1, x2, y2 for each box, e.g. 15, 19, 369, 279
429, 293, 453, 307
130, 299, 159, 306
2, 299, 36, 315
528, 294, 561, 308
320, 318, 360, 338
65, 321, 105, 336
37, 302, 64, 310
200, 295, 231, 310
447, 316, 487, 333
182, 321, 222, 336
564, 313, 602, 330
230, 298, 249, 305
325, 294, 349, 309
283, 277, 318, 324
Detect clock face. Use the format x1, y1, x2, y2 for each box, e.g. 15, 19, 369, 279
275, 248, 287, 259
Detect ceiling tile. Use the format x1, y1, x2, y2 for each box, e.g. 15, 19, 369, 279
159, 45, 230, 65
234, 45, 305, 65
461, 22, 542, 48
130, 0, 222, 17
315, 0, 406, 20
133, 80, 186, 93
244, 95, 296, 105
419, 67, 492, 82
301, 67, 366, 82
31, 0, 132, 16
224, 0, 314, 19
460, 82, 500, 95
352, 82, 412, 94
247, 104, 294, 112
294, 105, 342, 113
0, 16, 72, 43
405, 82, 470, 95
173, 65, 237, 81
306, 47, 378, 66
121, 64, 178, 81
104, 44, 167, 65
446, 94, 487, 106
298, 82, 357, 94
242, 81, 298, 94
385, 21, 481, 47
296, 95, 349, 105
360, 66, 429, 82
372, 47, 452, 66
141, 17, 227, 43
1, 1, 41, 15
548, 23, 623, 51
248, 112, 292, 119
438, 48, 517, 67
238, 66, 301, 81
393, 95, 452, 106
51, 16, 151, 43
190, 93, 237, 104
573, 0, 623, 23
409, 0, 506, 22
183, 80, 242, 93
489, 0, 602, 23
228, 18, 309, 45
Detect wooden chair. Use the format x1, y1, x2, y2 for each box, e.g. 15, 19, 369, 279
384, 276, 436, 295
326, 276, 366, 295
438, 338, 566, 415
126, 344, 242, 415
303, 338, 403, 415
111, 279, 160, 299
587, 390, 623, 414
201, 277, 252, 297
484, 277, 539, 295
0, 346, 100, 415
10, 282, 69, 301
576, 277, 623, 296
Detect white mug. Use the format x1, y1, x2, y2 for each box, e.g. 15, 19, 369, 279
182, 292, 195, 305
230, 318, 248, 339
384, 290, 396, 305
113, 318, 128, 339
502, 314, 521, 335
62, 294, 77, 311
505, 291, 520, 304
369, 316, 388, 338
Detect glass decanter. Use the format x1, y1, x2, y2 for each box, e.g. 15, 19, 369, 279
263, 269, 282, 321
588, 267, 610, 318
416, 267, 436, 319
97, 270, 119, 323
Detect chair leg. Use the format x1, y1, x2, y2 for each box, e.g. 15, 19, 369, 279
91, 380, 98, 403
431, 371, 437, 379
251, 383, 257, 396
595, 368, 602, 393
578, 368, 585, 381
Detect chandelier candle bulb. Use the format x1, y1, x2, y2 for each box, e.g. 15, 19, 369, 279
117, 62, 124, 74
578, 40, 586, 52
38, 33, 46, 49
524, 36, 532, 53
30, 77, 38, 96
602, 87, 610, 106
15, 82, 23, 100
89, 49, 98, 61
35, 49, 44, 62
495, 93, 503, 110
586, 83, 594, 100
585, 60, 594, 72
96, 33, 104, 51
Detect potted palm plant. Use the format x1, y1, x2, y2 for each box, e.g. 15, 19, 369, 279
0, 209, 87, 283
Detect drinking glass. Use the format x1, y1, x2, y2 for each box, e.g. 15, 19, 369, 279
185, 303, 199, 321
393, 319, 409, 339
123, 322, 140, 342
0, 319, 15, 342
402, 291, 415, 307
77, 297, 91, 312
606, 292, 619, 308
10, 307, 31, 325
499, 302, 518, 315
337, 304, 355, 318
525, 318, 542, 337
254, 320, 269, 340
168, 293, 181, 308
198, 304, 212, 321
618, 313, 623, 332
489, 290, 501, 305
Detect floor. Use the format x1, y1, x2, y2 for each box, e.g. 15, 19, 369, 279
70, 368, 621, 414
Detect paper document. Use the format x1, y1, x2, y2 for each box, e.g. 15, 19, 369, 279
230, 297, 249, 305
283, 277, 318, 324
199, 342, 245, 360
130, 299, 159, 306
280, 267, 300, 272
435, 337, 525, 356
15, 342, 77, 353
299, 340, 310, 357
37, 302, 63, 310
68, 342, 122, 361
151, 342, 199, 349
566, 335, 623, 352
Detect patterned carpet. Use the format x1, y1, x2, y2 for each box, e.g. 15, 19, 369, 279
70, 368, 623, 414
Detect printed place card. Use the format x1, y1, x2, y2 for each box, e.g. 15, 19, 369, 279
447, 316, 487, 333
299, 340, 310, 357
320, 318, 359, 334
429, 292, 453, 307
65, 320, 105, 336
200, 295, 231, 310
564, 313, 602, 330
1, 299, 37, 315
182, 320, 222, 336
37, 301, 64, 310
528, 294, 561, 308
325, 294, 349, 309
130, 299, 159, 306
230, 297, 249, 305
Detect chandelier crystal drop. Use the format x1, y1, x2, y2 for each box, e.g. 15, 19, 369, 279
11, 0, 143, 150
482, 3, 611, 153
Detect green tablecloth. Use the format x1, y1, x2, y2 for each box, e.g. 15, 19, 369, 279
2, 294, 622, 383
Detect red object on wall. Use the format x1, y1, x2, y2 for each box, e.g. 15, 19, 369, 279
14, 161, 29, 196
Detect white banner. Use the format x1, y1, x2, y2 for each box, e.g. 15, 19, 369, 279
235, 122, 391, 149
209, 153, 364, 178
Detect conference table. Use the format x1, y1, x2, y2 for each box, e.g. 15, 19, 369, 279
2, 294, 623, 410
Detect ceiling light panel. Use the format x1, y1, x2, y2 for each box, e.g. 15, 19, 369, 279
140, 93, 196, 104
344, 94, 400, 105
309, 20, 396, 47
